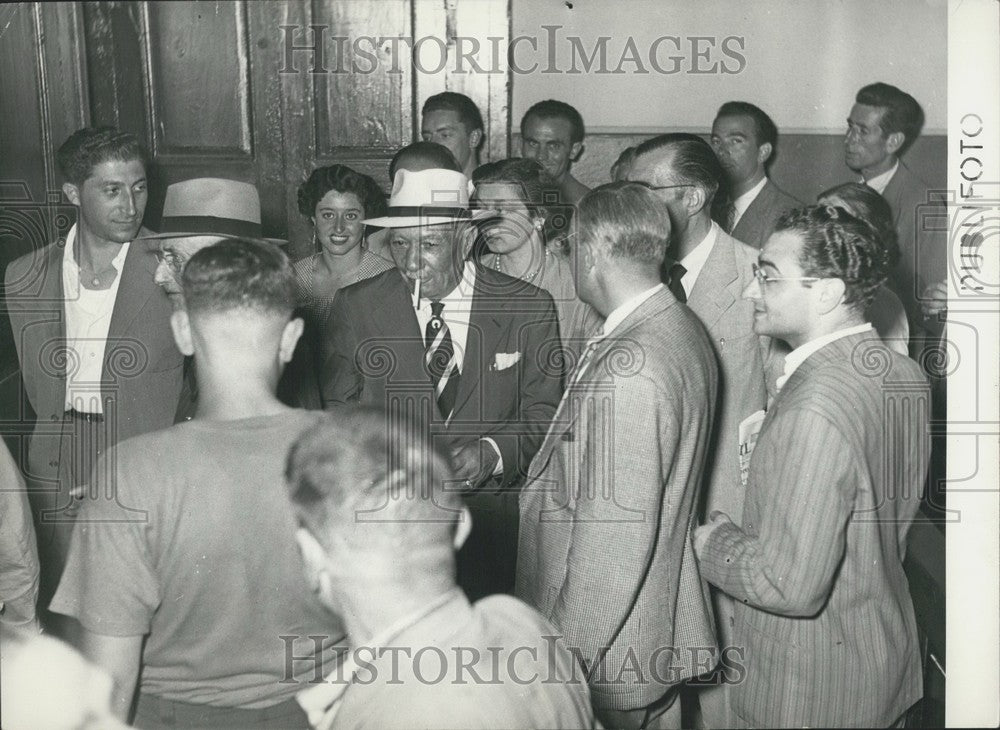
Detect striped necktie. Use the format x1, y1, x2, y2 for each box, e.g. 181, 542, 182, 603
425, 300, 460, 420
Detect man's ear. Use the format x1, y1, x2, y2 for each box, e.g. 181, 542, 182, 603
295, 527, 331, 593
279, 317, 305, 364
169, 310, 194, 356
885, 131, 905, 156
570, 141, 584, 163
469, 128, 483, 150
757, 142, 773, 166
817, 277, 847, 314
63, 182, 81, 207
454, 506, 473, 550
684, 186, 708, 217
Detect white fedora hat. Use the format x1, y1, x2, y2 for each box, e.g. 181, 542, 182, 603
364, 168, 492, 228
139, 177, 285, 243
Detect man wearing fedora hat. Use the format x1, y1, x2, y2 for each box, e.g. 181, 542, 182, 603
4, 127, 183, 631
321, 167, 563, 599
142, 176, 321, 413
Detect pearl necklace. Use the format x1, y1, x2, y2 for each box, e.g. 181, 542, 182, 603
493, 248, 548, 284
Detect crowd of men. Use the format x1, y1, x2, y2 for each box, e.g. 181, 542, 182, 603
1, 81, 943, 729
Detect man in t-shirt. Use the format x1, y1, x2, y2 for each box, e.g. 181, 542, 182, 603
51, 239, 343, 728
288, 407, 596, 730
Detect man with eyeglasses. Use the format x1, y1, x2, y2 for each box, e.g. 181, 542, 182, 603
693, 205, 929, 728
628, 133, 776, 727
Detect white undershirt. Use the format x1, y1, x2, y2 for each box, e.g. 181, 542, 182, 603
61, 225, 130, 414
731, 176, 768, 228
679, 222, 719, 296
862, 161, 899, 195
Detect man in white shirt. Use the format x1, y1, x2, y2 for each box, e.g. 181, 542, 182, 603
321, 167, 562, 599
4, 127, 182, 631
628, 133, 776, 728
845, 82, 945, 343
694, 204, 928, 728
516, 182, 719, 729
710, 101, 801, 249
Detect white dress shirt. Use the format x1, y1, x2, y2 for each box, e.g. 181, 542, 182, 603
776, 322, 873, 392
61, 225, 130, 414
679, 222, 719, 296
862, 161, 899, 195
731, 176, 768, 229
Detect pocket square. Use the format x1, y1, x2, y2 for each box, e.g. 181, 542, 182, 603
493, 351, 521, 370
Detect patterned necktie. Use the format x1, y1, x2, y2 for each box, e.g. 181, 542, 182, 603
722, 201, 737, 234
425, 300, 460, 420
666, 262, 687, 303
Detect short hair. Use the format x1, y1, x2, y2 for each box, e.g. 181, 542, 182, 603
388, 141, 461, 181
610, 146, 637, 182
818, 182, 900, 270
521, 100, 585, 144
855, 82, 925, 151
715, 101, 778, 150
577, 182, 671, 267
422, 91, 484, 135
56, 127, 148, 186
297, 164, 386, 220
181, 238, 296, 315
775, 205, 891, 313
286, 408, 462, 555
634, 133, 724, 205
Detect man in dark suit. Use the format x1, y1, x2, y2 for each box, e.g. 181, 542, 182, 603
517, 183, 719, 729
845, 82, 945, 347
628, 134, 777, 727
321, 167, 562, 598
4, 127, 182, 621
710, 101, 801, 249
695, 205, 928, 727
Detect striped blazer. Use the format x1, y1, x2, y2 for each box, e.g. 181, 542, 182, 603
698, 331, 929, 727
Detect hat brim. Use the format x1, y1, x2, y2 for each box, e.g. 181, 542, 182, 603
364, 209, 495, 229
137, 231, 287, 245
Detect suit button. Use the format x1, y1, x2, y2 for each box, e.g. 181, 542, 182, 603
719, 337, 726, 346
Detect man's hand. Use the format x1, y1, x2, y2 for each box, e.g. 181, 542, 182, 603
451, 440, 500, 489
920, 279, 948, 320
694, 510, 733, 558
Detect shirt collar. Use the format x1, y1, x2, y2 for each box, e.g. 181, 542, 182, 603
862, 160, 899, 194
601, 283, 664, 339
679, 221, 719, 292
61, 224, 131, 296
733, 176, 768, 218
777, 322, 873, 391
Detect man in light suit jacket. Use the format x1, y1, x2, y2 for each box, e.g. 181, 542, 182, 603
628, 133, 776, 727
710, 101, 801, 249
516, 182, 719, 729
289, 408, 596, 730
321, 168, 562, 599
4, 128, 182, 622
845, 82, 946, 350
695, 205, 928, 727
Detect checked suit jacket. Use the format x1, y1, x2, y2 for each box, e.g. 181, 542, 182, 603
320, 265, 563, 489
515, 286, 719, 713
698, 331, 929, 728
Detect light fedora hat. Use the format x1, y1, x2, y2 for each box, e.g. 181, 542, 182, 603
364, 168, 492, 228
140, 177, 284, 243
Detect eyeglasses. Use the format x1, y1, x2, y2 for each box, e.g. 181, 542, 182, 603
751, 263, 821, 287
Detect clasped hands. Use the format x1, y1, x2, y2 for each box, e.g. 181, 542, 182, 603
449, 439, 500, 490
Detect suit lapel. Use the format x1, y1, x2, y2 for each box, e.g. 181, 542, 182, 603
106, 235, 157, 341
367, 270, 427, 384
686, 231, 736, 330
27, 244, 68, 416
452, 272, 504, 418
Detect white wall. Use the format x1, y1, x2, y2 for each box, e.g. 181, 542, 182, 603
511, 0, 947, 134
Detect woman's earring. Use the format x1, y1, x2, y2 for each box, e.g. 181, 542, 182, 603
534, 218, 545, 231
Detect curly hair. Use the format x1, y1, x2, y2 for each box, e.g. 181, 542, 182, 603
296, 165, 387, 220
818, 182, 900, 270
775, 205, 891, 313
56, 127, 148, 186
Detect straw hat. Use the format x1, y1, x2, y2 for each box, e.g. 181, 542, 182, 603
139, 177, 284, 243
364, 168, 492, 228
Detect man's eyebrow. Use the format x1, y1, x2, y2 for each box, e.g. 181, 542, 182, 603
758, 256, 780, 272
